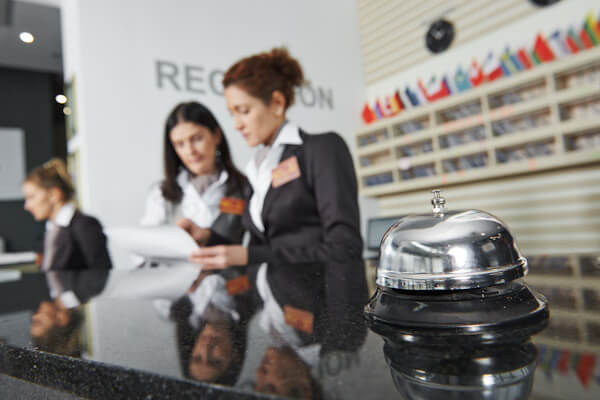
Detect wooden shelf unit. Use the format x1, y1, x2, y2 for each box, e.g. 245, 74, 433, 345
356, 47, 600, 197
527, 253, 600, 354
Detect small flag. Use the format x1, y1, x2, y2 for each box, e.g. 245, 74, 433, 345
420, 76, 450, 102
469, 59, 484, 86
548, 30, 570, 57
418, 78, 433, 102
548, 349, 562, 380
399, 89, 413, 109
442, 77, 453, 96
579, 26, 594, 49
594, 356, 600, 385
382, 96, 393, 116
374, 99, 384, 119
385, 95, 401, 116
483, 52, 503, 81
530, 49, 541, 65
534, 33, 556, 62
361, 103, 376, 124
517, 48, 533, 69
501, 50, 518, 74
571, 352, 581, 371
509, 53, 524, 71
413, 82, 428, 105
584, 12, 600, 44
576, 353, 596, 388
558, 350, 571, 375
537, 345, 547, 363
394, 90, 405, 112
455, 66, 472, 92
405, 86, 420, 106
569, 27, 585, 50
500, 59, 512, 76
565, 28, 581, 53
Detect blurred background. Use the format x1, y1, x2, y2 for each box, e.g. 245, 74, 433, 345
1, 1, 600, 398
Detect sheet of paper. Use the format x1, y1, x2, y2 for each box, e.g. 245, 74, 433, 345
0, 251, 36, 266
101, 266, 200, 300
106, 225, 199, 262
0, 270, 22, 283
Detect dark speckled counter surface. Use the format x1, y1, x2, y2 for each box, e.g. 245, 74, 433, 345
1, 261, 600, 399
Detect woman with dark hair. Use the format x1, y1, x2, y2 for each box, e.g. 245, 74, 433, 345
169, 269, 254, 385
140, 101, 247, 248
23, 158, 112, 270
189, 48, 368, 342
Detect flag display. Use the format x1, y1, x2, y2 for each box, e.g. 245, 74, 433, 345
361, 9, 600, 124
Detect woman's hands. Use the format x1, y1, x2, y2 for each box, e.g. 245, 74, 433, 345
177, 218, 248, 270
177, 218, 211, 246
190, 245, 248, 270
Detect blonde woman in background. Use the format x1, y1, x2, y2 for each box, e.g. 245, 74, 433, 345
22, 158, 112, 270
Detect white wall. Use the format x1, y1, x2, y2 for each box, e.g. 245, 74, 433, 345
60, 0, 368, 254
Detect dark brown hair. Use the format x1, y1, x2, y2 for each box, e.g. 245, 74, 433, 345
161, 102, 246, 203
223, 47, 305, 109
25, 158, 75, 202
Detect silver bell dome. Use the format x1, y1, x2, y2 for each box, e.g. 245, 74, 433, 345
377, 190, 527, 291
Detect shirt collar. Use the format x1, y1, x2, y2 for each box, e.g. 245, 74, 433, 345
177, 168, 229, 187
272, 121, 303, 147
47, 203, 76, 229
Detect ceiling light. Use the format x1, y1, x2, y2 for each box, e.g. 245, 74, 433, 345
55, 94, 67, 104
63, 107, 72, 116
19, 32, 35, 44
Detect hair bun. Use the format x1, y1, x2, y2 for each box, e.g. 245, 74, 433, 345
26, 158, 75, 202
223, 47, 306, 109
266, 47, 305, 88
43, 158, 73, 187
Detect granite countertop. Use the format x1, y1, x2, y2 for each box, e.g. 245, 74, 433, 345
1, 260, 599, 399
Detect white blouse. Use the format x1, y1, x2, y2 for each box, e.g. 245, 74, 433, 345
140, 169, 228, 228
244, 122, 302, 232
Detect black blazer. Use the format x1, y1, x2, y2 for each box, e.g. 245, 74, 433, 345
206, 184, 246, 246
45, 270, 110, 303
244, 130, 368, 340
45, 211, 112, 270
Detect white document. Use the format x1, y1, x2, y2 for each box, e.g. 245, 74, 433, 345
0, 269, 22, 283
0, 251, 36, 266
100, 266, 200, 300
106, 226, 199, 262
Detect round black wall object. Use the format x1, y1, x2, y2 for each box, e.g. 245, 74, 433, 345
529, 0, 561, 6
425, 19, 455, 54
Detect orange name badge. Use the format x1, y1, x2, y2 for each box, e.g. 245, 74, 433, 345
226, 275, 251, 295
284, 305, 314, 334
219, 197, 246, 215
272, 156, 301, 188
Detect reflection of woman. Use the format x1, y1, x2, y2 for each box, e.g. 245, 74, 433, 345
190, 48, 368, 329
141, 102, 247, 247
31, 269, 110, 357
255, 346, 322, 400
170, 270, 252, 385
23, 159, 112, 270
30, 299, 83, 357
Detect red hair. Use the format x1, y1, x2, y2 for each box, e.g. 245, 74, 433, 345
223, 47, 305, 109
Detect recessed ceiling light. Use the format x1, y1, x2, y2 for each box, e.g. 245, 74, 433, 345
19, 32, 35, 44
63, 107, 72, 116
55, 94, 68, 104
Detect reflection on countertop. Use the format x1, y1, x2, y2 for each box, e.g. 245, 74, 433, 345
1, 255, 600, 399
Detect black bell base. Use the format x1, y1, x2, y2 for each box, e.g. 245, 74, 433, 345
364, 280, 549, 346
